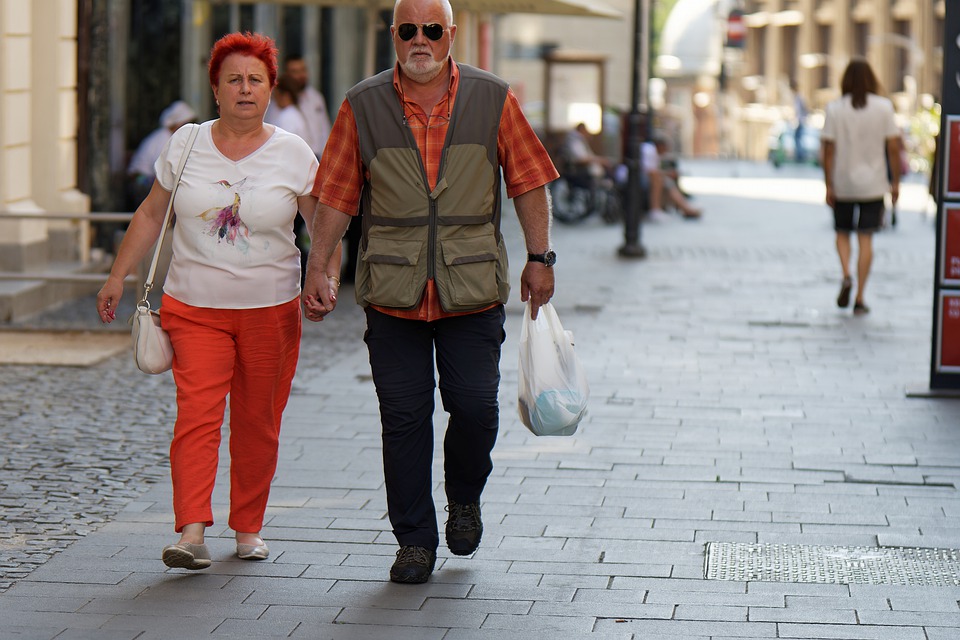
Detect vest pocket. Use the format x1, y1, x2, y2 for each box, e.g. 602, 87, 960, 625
361, 236, 425, 308
439, 235, 500, 309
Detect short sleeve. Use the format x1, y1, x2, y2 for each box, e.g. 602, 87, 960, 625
820, 103, 835, 142
497, 89, 559, 199
153, 124, 196, 192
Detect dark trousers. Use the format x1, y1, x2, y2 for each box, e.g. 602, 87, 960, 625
364, 305, 505, 550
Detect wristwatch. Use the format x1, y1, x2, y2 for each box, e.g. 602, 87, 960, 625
527, 250, 557, 267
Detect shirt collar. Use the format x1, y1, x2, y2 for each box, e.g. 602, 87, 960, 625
392, 57, 460, 109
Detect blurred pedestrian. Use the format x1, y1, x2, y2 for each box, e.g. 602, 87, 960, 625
821, 57, 900, 315
265, 54, 331, 158
270, 74, 309, 142
127, 100, 196, 210
96, 32, 341, 571
301, 0, 559, 584
266, 56, 335, 282
791, 79, 808, 164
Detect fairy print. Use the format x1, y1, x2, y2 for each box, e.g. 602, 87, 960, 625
198, 178, 251, 252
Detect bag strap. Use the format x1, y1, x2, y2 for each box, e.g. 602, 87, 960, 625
139, 123, 200, 308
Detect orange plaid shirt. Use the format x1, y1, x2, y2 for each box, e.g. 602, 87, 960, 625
313, 59, 559, 321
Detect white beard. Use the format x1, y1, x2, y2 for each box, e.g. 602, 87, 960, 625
400, 49, 444, 84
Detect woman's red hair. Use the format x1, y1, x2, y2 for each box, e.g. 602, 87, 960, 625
208, 32, 279, 88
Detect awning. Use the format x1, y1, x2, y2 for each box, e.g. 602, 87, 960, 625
211, 0, 621, 18
209, 0, 622, 75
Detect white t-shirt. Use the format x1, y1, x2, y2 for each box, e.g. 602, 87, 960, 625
155, 120, 319, 309
273, 105, 310, 145
264, 86, 331, 158
821, 93, 899, 200
299, 86, 332, 157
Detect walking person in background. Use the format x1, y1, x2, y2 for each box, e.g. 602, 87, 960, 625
301, 0, 558, 584
96, 32, 340, 571
821, 57, 900, 315
791, 78, 808, 164
270, 74, 309, 143
265, 54, 331, 159
266, 55, 336, 282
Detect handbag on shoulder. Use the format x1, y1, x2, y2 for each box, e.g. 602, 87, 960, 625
131, 124, 199, 374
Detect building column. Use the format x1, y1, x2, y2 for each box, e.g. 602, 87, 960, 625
0, 0, 47, 272
32, 0, 90, 262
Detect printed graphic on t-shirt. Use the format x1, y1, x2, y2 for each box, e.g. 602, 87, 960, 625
198, 178, 251, 252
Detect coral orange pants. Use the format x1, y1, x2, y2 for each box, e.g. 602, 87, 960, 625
161, 294, 301, 534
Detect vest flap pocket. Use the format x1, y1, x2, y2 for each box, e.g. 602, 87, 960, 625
440, 235, 498, 266
438, 235, 500, 309
361, 236, 425, 308
363, 235, 422, 266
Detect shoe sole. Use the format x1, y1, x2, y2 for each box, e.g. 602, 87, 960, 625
390, 572, 431, 584
162, 547, 211, 570
447, 536, 481, 556
236, 544, 269, 560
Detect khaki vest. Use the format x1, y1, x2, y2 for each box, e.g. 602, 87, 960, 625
347, 64, 510, 312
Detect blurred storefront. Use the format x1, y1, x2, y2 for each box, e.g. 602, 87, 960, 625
654, 0, 945, 162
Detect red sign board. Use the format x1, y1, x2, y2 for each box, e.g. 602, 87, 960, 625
940, 295, 960, 370
931, 1, 960, 386
944, 206, 960, 283
945, 117, 960, 199
726, 10, 746, 49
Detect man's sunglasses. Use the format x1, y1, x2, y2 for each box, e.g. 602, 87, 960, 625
396, 23, 445, 41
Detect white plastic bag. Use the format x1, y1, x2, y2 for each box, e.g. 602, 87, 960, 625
517, 301, 589, 436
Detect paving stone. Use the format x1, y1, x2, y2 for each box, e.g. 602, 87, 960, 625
777, 622, 928, 638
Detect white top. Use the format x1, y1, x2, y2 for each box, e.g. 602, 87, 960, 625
821, 93, 899, 200
641, 141, 659, 173
265, 86, 331, 158
273, 105, 310, 145
155, 120, 319, 309
128, 127, 172, 177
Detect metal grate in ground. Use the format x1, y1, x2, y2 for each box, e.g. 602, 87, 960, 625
704, 542, 960, 587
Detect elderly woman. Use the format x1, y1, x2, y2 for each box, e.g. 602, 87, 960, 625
96, 32, 341, 570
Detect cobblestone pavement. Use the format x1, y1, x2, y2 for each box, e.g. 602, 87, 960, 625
0, 291, 365, 593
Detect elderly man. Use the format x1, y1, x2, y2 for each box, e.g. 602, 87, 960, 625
302, 0, 559, 583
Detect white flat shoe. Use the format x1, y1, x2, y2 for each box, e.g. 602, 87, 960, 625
161, 542, 211, 570
236, 541, 269, 560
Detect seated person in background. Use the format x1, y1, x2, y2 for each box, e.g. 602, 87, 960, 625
562, 122, 611, 189
642, 134, 701, 219
127, 100, 196, 208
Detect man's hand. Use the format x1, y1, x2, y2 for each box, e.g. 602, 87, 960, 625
302, 272, 338, 322
520, 261, 555, 319
300, 205, 350, 322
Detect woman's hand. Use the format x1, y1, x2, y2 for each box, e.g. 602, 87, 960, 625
302, 274, 339, 322
96, 275, 124, 324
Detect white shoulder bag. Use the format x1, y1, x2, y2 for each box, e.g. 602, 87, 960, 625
131, 123, 200, 374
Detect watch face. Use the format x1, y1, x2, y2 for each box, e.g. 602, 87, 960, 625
543, 250, 556, 267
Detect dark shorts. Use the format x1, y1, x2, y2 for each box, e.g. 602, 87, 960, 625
833, 199, 885, 233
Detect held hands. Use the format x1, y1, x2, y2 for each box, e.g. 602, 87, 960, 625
301, 271, 339, 322
520, 261, 555, 320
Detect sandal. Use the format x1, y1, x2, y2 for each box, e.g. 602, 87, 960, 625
853, 301, 870, 315
837, 277, 852, 308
